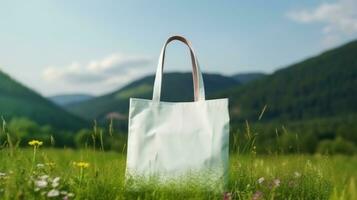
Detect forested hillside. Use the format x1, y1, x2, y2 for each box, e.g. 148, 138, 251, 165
0, 70, 88, 130
219, 40, 357, 154
231, 72, 266, 84
219, 40, 357, 123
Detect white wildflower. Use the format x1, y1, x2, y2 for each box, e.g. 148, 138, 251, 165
37, 163, 45, 168
52, 177, 60, 188
60, 191, 68, 195
53, 177, 60, 183
35, 180, 48, 188
294, 171, 301, 178
39, 175, 49, 180
67, 193, 74, 197
0, 172, 6, 177
257, 177, 265, 184
52, 181, 59, 188
273, 179, 281, 187
47, 189, 60, 197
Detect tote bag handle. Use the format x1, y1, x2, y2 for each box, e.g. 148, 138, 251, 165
152, 35, 206, 102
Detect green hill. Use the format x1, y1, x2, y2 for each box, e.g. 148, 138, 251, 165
49, 94, 94, 106
66, 72, 240, 121
0, 70, 88, 130
231, 72, 266, 84
220, 40, 357, 123
215, 40, 357, 153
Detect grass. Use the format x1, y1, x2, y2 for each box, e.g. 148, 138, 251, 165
0, 148, 356, 199
0, 117, 356, 199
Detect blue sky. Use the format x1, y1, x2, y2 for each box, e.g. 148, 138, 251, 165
0, 0, 356, 96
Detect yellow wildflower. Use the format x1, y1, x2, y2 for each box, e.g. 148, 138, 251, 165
73, 162, 90, 169
28, 140, 43, 147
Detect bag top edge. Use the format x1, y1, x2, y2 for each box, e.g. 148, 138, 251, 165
129, 98, 228, 105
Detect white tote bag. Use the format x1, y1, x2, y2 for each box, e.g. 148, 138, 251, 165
126, 35, 229, 190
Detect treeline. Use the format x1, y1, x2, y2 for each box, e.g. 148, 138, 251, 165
1, 116, 356, 155
0, 117, 127, 152
230, 114, 357, 155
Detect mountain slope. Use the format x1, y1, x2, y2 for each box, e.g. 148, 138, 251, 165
0, 70, 88, 130
231, 72, 266, 84
49, 94, 94, 106
66, 72, 240, 120
219, 40, 357, 123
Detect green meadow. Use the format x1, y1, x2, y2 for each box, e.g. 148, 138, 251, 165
1, 113, 356, 199
0, 146, 356, 199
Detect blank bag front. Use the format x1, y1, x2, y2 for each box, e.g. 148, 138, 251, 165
125, 35, 230, 190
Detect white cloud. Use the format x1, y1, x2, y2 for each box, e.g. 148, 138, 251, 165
42, 53, 153, 95
287, 0, 357, 47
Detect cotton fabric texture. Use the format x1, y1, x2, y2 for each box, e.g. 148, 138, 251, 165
125, 35, 229, 191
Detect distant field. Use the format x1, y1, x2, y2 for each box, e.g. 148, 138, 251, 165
0, 148, 356, 199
